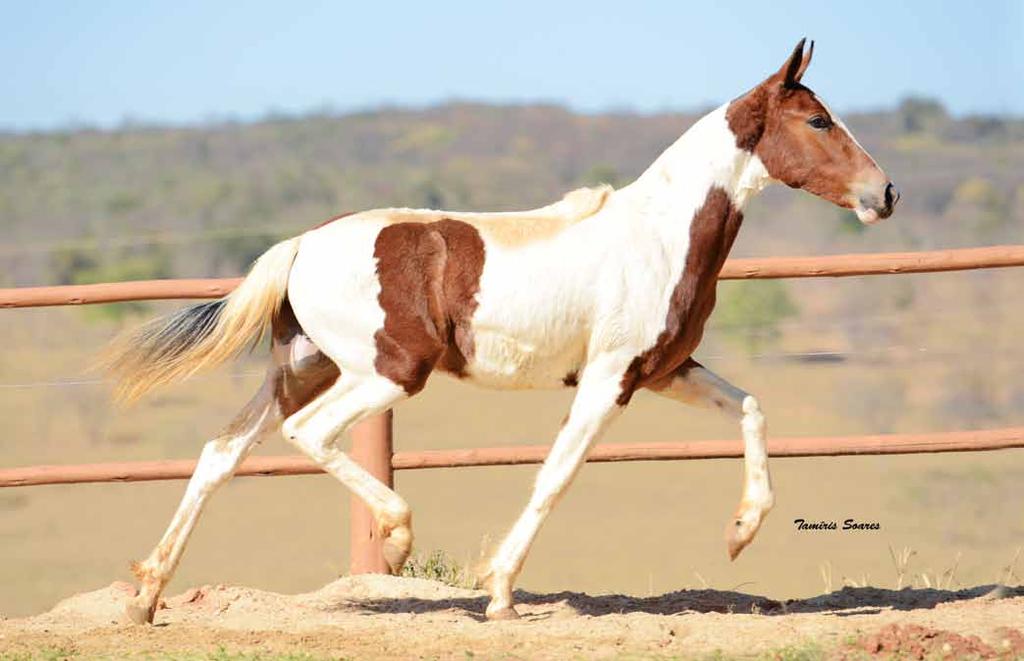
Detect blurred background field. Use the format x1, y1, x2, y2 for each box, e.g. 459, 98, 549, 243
1, 99, 1023, 617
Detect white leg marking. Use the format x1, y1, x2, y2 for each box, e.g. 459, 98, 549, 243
729, 394, 774, 559
126, 378, 277, 624
650, 363, 774, 560
282, 374, 413, 573
483, 359, 626, 619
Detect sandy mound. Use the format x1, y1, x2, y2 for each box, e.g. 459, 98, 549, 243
18, 575, 483, 632
2, 577, 1023, 659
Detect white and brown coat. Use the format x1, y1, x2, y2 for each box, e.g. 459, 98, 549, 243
107, 39, 897, 623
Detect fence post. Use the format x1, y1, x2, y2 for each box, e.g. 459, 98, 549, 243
348, 409, 395, 575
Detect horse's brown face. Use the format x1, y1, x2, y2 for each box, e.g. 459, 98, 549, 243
729, 40, 899, 224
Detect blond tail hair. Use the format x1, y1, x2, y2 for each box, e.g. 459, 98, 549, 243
102, 236, 301, 404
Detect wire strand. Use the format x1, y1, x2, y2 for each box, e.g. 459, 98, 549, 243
0, 224, 312, 257
1, 345, 1022, 391
0, 369, 263, 390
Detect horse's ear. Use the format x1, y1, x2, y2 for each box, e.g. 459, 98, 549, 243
778, 38, 811, 88
794, 40, 814, 83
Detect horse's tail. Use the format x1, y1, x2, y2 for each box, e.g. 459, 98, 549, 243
102, 236, 302, 404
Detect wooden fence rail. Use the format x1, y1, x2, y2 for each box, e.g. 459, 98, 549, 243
4, 243, 1024, 574
3, 244, 1024, 308
3, 426, 1022, 488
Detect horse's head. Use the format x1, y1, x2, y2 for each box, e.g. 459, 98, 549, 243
728, 39, 899, 224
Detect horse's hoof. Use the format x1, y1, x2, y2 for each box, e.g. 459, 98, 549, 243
726, 537, 745, 561
382, 537, 411, 575
725, 499, 773, 561
725, 517, 753, 561
486, 606, 521, 621
124, 600, 155, 625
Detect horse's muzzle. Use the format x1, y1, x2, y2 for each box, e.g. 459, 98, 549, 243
855, 181, 900, 224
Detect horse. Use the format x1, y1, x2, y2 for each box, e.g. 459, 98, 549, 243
104, 39, 898, 624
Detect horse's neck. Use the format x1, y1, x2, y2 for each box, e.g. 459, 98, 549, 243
611, 104, 770, 239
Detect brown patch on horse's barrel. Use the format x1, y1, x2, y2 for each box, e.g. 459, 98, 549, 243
618, 187, 742, 405
373, 220, 485, 393
563, 371, 579, 388
434, 220, 487, 377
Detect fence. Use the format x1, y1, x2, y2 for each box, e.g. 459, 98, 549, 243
3, 244, 1024, 573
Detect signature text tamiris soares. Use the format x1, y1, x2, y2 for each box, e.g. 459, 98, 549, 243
793, 518, 881, 531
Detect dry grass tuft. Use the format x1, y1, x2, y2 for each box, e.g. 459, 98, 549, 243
400, 549, 474, 589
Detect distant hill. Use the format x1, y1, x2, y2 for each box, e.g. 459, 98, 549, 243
2, 100, 1022, 448
1, 99, 1021, 288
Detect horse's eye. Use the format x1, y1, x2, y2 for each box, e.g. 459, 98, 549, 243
808, 115, 832, 131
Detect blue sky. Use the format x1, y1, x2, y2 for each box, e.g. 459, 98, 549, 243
3, 1, 1022, 131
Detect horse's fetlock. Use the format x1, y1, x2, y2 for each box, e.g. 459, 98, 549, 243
378, 504, 411, 530
482, 567, 518, 621
130, 559, 157, 583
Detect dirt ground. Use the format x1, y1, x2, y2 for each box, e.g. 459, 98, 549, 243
1, 576, 1023, 659
3, 274, 1024, 659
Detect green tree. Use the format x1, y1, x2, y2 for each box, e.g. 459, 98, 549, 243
897, 97, 947, 134
949, 177, 1009, 238
835, 207, 867, 236
50, 245, 100, 285
578, 163, 622, 188
71, 248, 173, 322
416, 179, 446, 209
212, 231, 280, 274
713, 280, 798, 355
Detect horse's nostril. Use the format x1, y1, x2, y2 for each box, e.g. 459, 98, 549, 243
884, 182, 899, 208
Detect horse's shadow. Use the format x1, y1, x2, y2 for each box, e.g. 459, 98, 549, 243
348, 584, 1022, 621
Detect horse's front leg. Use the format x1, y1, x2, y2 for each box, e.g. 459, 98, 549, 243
648, 358, 774, 560
482, 356, 628, 620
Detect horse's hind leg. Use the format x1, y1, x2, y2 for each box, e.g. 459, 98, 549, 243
281, 373, 413, 574
124, 374, 279, 624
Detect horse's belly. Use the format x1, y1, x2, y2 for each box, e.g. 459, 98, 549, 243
461, 327, 586, 389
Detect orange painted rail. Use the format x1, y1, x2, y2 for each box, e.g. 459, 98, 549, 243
3, 245, 1024, 308
718, 244, 1024, 279
3, 426, 1021, 488
0, 278, 242, 308
4, 244, 1024, 574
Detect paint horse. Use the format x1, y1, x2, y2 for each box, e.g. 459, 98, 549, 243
106, 39, 898, 624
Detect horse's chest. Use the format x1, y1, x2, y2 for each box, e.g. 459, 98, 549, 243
641, 284, 718, 378
618, 187, 743, 400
